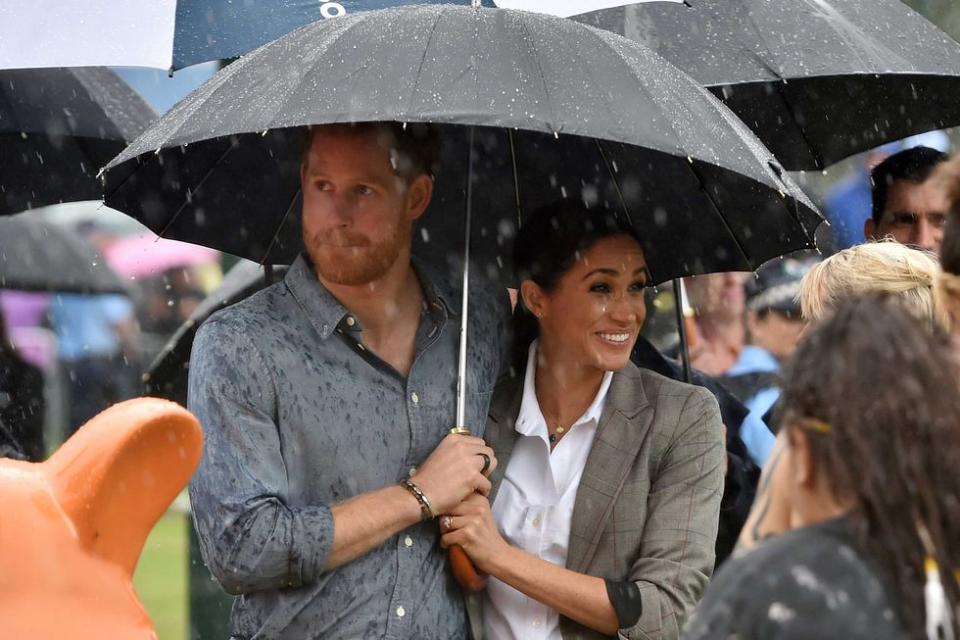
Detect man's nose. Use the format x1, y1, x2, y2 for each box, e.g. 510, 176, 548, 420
325, 193, 357, 225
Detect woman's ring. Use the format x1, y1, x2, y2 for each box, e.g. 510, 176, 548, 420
442, 516, 452, 530
478, 453, 491, 475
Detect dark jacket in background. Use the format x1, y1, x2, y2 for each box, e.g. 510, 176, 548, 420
631, 338, 759, 565
0, 350, 44, 461
682, 517, 903, 640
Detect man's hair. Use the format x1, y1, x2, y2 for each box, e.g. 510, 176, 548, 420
870, 146, 948, 224
798, 241, 944, 328
301, 122, 441, 182
779, 295, 960, 638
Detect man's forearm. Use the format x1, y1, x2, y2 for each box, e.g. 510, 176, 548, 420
325, 484, 424, 571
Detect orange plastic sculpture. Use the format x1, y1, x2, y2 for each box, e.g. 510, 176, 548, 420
0, 398, 203, 640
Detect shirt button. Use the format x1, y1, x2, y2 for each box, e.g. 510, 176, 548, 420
404, 536, 414, 547
396, 606, 406, 618
533, 620, 542, 627
411, 391, 419, 405
346, 316, 356, 327
409, 467, 417, 477
531, 515, 542, 528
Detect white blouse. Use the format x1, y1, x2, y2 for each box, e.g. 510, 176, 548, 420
483, 341, 613, 640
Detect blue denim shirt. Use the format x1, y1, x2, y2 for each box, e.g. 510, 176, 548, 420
188, 254, 507, 640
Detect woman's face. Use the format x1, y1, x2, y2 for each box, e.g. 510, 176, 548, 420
525, 234, 648, 373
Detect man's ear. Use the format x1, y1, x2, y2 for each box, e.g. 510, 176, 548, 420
520, 280, 547, 319
864, 218, 876, 240
406, 174, 433, 221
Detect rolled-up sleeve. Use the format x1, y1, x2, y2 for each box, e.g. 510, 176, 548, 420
621, 389, 725, 640
188, 318, 334, 596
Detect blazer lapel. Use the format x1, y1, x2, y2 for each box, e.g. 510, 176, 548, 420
567, 363, 652, 573
484, 375, 524, 504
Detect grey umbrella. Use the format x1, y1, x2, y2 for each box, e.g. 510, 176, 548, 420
575, 0, 960, 169
0, 67, 156, 215
0, 214, 128, 294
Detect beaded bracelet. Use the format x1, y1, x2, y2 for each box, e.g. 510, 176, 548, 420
399, 478, 435, 521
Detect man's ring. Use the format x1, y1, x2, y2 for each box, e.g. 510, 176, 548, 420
442, 516, 452, 530
478, 453, 491, 475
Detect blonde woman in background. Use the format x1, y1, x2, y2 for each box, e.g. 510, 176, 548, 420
739, 240, 945, 550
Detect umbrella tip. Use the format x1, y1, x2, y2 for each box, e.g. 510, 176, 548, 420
471, 0, 480, 7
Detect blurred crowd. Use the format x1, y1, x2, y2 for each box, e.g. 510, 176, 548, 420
0, 210, 225, 459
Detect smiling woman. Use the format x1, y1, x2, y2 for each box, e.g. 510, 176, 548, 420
439, 199, 726, 640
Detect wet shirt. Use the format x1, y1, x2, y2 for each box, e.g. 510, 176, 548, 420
682, 517, 903, 640
188, 254, 506, 640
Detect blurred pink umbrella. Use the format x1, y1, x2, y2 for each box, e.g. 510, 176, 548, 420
105, 233, 219, 279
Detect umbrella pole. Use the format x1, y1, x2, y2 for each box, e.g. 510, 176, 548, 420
673, 279, 693, 384
264, 264, 275, 286
449, 125, 486, 593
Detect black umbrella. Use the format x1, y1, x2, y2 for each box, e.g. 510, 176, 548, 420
576, 0, 960, 170
0, 67, 156, 215
103, 5, 821, 285
0, 214, 128, 294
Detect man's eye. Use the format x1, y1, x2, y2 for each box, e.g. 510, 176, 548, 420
314, 181, 331, 191
931, 215, 947, 228
891, 214, 917, 226
357, 186, 374, 196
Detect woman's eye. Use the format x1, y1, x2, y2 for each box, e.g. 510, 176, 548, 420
629, 281, 647, 292
589, 283, 611, 294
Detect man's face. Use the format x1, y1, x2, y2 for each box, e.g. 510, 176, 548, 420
300, 126, 431, 286
747, 309, 806, 360
684, 272, 747, 322
867, 178, 948, 253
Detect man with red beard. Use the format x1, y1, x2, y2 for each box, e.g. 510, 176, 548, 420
188, 123, 507, 640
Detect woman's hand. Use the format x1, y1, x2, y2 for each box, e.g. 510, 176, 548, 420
440, 492, 510, 574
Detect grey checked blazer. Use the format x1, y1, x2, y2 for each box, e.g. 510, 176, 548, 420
474, 361, 725, 640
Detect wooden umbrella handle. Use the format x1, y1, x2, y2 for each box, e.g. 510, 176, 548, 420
445, 426, 488, 592
450, 544, 487, 592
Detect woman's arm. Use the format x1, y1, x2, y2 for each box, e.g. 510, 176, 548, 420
441, 493, 620, 635
616, 388, 726, 639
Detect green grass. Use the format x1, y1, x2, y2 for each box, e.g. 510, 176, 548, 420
134, 511, 188, 640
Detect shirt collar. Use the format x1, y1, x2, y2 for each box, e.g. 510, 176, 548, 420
284, 253, 455, 341
514, 340, 614, 440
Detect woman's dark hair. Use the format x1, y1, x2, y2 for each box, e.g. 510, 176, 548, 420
779, 295, 960, 637
510, 199, 642, 371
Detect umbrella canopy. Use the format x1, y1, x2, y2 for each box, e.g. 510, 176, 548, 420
104, 233, 219, 279
0, 0, 677, 72
575, 0, 960, 170
104, 4, 822, 286
0, 215, 128, 294
0, 67, 156, 215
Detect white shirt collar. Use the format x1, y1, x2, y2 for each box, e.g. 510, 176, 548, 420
514, 340, 614, 442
